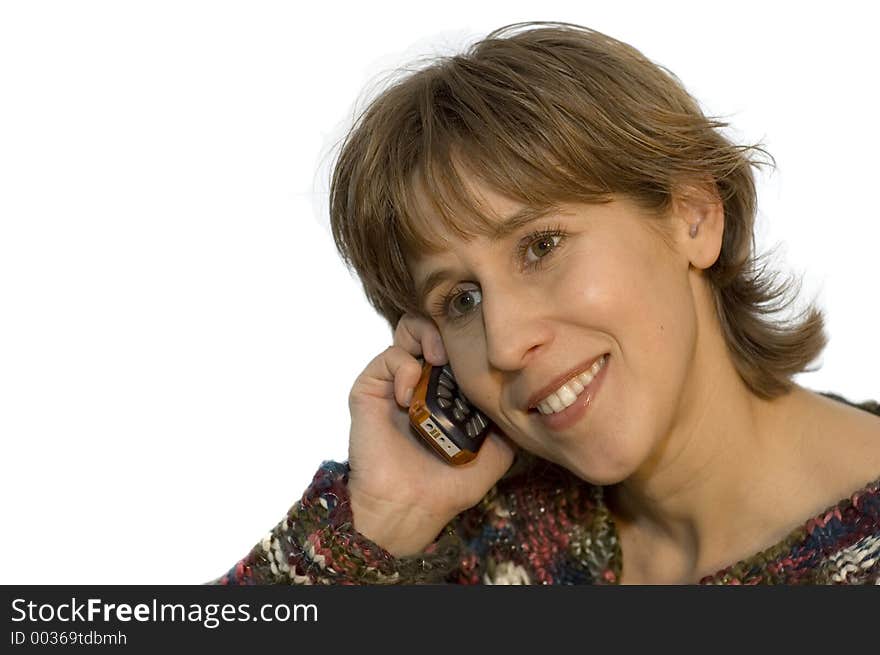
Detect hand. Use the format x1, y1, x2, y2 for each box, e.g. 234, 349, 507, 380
346, 313, 516, 556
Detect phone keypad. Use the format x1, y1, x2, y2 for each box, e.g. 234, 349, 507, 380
436, 365, 489, 441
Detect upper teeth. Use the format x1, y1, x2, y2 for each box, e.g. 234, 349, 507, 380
536, 354, 607, 415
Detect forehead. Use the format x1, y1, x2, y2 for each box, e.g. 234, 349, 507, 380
405, 180, 561, 272
408, 163, 522, 238
404, 162, 562, 259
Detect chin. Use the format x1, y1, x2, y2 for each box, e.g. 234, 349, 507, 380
567, 463, 631, 487
551, 441, 639, 487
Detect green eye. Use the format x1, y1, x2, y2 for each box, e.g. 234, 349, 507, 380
450, 289, 482, 317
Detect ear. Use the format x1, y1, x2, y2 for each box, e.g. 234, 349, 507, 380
670, 177, 724, 270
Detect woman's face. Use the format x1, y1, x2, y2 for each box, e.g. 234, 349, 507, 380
408, 180, 709, 485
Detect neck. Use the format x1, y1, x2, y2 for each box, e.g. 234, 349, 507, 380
605, 284, 812, 582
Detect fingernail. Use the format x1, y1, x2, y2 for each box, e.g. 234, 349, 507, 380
403, 387, 413, 406
433, 336, 446, 360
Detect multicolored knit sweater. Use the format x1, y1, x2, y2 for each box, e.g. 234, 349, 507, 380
209, 392, 880, 585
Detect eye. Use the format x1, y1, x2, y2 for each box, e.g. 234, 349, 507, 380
516, 226, 567, 271
524, 233, 563, 264
430, 225, 568, 324
448, 289, 483, 320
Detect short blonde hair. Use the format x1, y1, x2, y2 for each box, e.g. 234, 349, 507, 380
328, 21, 827, 399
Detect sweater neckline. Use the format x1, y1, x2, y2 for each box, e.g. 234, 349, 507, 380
598, 391, 880, 584
697, 473, 880, 584
599, 472, 880, 585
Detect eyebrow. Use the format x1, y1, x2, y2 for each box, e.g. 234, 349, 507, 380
414, 205, 560, 313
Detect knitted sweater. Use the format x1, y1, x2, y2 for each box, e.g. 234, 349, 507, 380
209, 391, 880, 585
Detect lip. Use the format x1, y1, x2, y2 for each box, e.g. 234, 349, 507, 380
533, 354, 609, 431
526, 352, 609, 410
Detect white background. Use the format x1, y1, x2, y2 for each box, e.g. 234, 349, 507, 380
1, 1, 877, 584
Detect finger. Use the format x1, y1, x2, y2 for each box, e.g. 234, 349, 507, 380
393, 354, 425, 407
392, 315, 422, 355
358, 346, 422, 407
394, 314, 447, 366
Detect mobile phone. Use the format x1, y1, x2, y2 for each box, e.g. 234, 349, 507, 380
408, 357, 494, 465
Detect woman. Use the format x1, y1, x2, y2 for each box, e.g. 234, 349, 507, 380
211, 21, 880, 585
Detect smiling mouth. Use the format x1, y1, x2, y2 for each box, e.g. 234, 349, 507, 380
526, 353, 609, 411
527, 353, 610, 431
532, 353, 609, 415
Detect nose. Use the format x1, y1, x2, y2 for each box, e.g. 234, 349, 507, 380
480, 279, 552, 373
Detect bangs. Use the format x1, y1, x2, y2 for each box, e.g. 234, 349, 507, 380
387, 65, 616, 260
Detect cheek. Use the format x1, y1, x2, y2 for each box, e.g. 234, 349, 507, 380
559, 243, 696, 408
445, 342, 490, 401
605, 250, 697, 443
631, 254, 695, 358
577, 242, 690, 343
553, 246, 654, 334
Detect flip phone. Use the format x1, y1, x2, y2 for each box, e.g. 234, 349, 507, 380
408, 357, 493, 465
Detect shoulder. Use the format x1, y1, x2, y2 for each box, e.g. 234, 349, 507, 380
811, 390, 880, 480
793, 390, 880, 583
780, 388, 880, 479
818, 391, 880, 418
